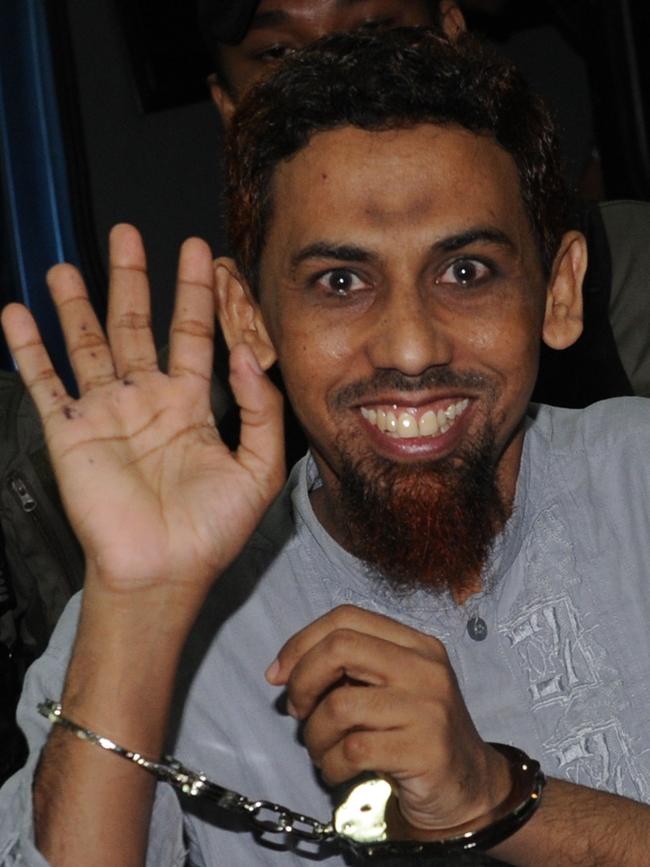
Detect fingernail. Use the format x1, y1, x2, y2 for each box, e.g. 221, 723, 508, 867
265, 658, 280, 682
286, 699, 298, 719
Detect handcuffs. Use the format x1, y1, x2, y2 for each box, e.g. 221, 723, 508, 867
38, 699, 545, 860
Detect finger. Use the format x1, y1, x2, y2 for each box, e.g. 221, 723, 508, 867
313, 712, 499, 824
286, 631, 448, 719
106, 224, 157, 377
168, 236, 215, 384
303, 684, 415, 763
1, 303, 72, 419
269, 605, 444, 685
316, 726, 431, 787
229, 342, 286, 498
46, 263, 116, 394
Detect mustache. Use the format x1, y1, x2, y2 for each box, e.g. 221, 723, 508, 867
331, 367, 493, 409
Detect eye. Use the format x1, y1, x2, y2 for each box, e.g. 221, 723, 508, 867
437, 258, 492, 287
314, 269, 366, 297
254, 44, 295, 62
357, 17, 397, 32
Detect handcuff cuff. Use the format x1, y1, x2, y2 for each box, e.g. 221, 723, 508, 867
38, 699, 545, 859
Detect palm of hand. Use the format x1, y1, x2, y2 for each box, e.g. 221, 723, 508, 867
2, 225, 284, 597
49, 370, 271, 591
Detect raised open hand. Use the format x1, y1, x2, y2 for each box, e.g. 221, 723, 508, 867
1, 225, 285, 600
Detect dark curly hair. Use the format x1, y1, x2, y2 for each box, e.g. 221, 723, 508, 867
226, 28, 570, 295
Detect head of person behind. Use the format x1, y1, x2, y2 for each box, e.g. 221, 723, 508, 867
215, 28, 587, 601
198, 0, 466, 120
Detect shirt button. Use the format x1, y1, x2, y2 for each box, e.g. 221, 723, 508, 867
467, 616, 488, 641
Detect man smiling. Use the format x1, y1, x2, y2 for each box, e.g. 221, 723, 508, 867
1, 27, 650, 867
237, 124, 532, 599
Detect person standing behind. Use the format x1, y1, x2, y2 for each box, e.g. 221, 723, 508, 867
199, 0, 466, 121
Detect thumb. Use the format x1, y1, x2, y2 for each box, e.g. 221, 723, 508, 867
229, 342, 286, 494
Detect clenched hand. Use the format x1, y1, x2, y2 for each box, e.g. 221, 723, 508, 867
267, 604, 511, 836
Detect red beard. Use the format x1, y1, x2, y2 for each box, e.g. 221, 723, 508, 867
334, 424, 508, 597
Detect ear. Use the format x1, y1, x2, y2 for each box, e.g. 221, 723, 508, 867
438, 1, 466, 39
542, 231, 587, 351
213, 257, 277, 370
208, 75, 235, 127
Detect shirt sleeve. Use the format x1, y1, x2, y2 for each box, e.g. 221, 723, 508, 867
0, 594, 189, 867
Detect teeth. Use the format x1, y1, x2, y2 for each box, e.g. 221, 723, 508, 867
360, 398, 469, 440
361, 407, 377, 424
397, 412, 417, 438
419, 410, 438, 436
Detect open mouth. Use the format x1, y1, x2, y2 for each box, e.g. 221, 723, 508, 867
360, 398, 470, 439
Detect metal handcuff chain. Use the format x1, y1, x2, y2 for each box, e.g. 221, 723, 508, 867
38, 699, 545, 860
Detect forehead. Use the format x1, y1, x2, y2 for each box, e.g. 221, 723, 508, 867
264, 124, 532, 261
248, 0, 436, 33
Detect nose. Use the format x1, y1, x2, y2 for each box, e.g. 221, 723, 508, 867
365, 287, 453, 376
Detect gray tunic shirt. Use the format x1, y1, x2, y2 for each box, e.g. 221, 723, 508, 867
2, 398, 650, 866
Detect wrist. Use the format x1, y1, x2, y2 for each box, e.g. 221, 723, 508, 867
393, 742, 512, 833
60, 581, 197, 755
384, 744, 545, 850
80, 565, 207, 639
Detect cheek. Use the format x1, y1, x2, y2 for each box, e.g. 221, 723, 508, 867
461, 294, 543, 363
459, 319, 530, 367
275, 319, 369, 437
275, 324, 346, 402
275, 311, 360, 371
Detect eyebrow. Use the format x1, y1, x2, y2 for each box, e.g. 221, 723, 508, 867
249, 0, 374, 32
290, 229, 517, 269
436, 228, 516, 253
291, 243, 376, 269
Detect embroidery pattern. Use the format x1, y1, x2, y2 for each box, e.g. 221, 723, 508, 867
500, 505, 650, 801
